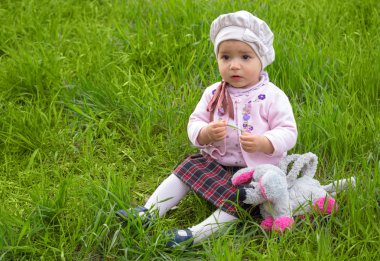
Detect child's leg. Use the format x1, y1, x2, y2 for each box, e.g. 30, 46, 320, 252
145, 173, 190, 217
189, 209, 238, 244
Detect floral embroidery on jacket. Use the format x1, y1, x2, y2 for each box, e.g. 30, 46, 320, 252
242, 94, 266, 133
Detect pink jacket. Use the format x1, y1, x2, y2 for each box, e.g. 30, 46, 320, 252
187, 72, 297, 167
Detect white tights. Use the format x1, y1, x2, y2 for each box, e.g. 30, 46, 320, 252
144, 174, 238, 244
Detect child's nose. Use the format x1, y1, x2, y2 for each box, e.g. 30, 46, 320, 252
230, 60, 240, 70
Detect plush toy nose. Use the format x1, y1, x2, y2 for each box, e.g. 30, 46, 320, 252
237, 188, 247, 201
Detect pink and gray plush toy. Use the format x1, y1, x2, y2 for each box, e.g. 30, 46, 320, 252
232, 152, 356, 232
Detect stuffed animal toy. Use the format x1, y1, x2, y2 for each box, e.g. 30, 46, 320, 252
232, 163, 295, 232
232, 152, 356, 232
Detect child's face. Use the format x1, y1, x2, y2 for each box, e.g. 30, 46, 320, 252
217, 40, 262, 88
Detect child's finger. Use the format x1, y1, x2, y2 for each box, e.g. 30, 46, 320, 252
215, 120, 227, 127
240, 132, 254, 141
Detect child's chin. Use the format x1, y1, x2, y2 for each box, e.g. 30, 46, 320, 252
230, 82, 247, 88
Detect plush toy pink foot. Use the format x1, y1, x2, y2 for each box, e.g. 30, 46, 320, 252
313, 196, 337, 214
273, 216, 294, 232
260, 216, 294, 232
260, 216, 274, 231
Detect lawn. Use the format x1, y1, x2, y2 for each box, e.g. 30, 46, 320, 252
0, 0, 379, 259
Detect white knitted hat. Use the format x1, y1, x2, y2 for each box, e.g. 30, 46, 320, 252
210, 10, 275, 69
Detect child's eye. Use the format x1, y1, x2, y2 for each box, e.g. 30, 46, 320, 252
242, 55, 251, 60
221, 55, 229, 60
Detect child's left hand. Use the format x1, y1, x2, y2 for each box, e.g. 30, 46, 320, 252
240, 132, 274, 154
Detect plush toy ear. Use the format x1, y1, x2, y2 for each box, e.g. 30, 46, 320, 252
281, 153, 318, 187
232, 170, 254, 185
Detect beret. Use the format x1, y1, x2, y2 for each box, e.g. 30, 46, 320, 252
210, 10, 275, 68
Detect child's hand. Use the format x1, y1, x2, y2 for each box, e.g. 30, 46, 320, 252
240, 132, 274, 154
198, 120, 227, 145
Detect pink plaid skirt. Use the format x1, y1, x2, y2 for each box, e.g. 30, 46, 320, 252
173, 153, 259, 217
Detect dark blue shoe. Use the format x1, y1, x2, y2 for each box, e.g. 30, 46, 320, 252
116, 206, 153, 227
165, 228, 194, 248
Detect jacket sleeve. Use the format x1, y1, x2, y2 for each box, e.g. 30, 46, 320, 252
187, 86, 215, 148
264, 90, 298, 156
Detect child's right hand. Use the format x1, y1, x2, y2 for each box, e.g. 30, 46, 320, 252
198, 120, 227, 145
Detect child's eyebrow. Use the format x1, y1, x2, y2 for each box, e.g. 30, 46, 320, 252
237, 50, 255, 54
219, 50, 254, 54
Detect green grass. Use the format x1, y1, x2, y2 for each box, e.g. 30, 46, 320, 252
1, 0, 379, 259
